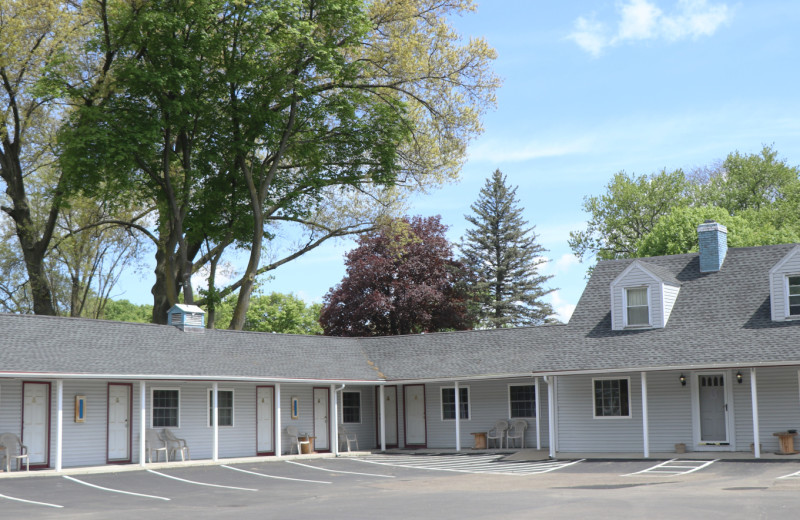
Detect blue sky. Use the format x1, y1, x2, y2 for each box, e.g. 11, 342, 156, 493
118, 0, 800, 322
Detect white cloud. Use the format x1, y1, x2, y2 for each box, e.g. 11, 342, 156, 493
569, 0, 732, 56
468, 137, 592, 163
550, 290, 577, 323
553, 253, 581, 274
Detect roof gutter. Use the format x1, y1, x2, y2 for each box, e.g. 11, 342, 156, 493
0, 372, 383, 384
536, 360, 800, 377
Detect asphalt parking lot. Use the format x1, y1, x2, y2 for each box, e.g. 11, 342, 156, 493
3, 455, 800, 519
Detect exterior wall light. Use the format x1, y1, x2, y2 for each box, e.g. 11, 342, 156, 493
736, 371, 743, 384
679, 374, 686, 386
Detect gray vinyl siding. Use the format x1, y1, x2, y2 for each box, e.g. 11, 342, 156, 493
646, 371, 693, 452
662, 284, 680, 326
556, 373, 643, 453
422, 378, 549, 449
0, 380, 22, 440
732, 367, 800, 453
336, 385, 376, 450
611, 267, 664, 329
770, 248, 800, 320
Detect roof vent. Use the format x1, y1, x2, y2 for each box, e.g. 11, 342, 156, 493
167, 304, 206, 333
697, 220, 727, 273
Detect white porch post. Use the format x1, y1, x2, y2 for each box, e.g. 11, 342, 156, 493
641, 372, 650, 458
274, 383, 282, 457
535, 377, 541, 450
454, 381, 461, 452
140, 381, 146, 466
331, 384, 339, 456
212, 382, 219, 462
547, 376, 556, 458
751, 368, 761, 458
56, 380, 63, 472
379, 385, 387, 452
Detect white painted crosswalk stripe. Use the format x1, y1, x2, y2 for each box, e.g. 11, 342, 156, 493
354, 454, 582, 475
623, 459, 717, 476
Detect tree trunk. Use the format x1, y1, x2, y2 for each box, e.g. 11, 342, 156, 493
0, 143, 57, 315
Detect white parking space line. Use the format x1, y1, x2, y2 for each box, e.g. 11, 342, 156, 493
0, 493, 64, 508
146, 469, 258, 491
776, 468, 800, 479
223, 464, 331, 484
354, 454, 583, 475
623, 459, 718, 476
285, 460, 395, 478
64, 475, 170, 501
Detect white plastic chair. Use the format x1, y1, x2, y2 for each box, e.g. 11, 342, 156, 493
145, 429, 169, 463
0, 432, 29, 472
161, 429, 190, 461
338, 425, 359, 452
506, 419, 528, 449
286, 425, 310, 454
486, 420, 508, 449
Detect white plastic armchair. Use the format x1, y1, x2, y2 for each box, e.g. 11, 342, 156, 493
338, 425, 359, 452
486, 420, 508, 449
506, 419, 528, 449
0, 432, 29, 472
286, 425, 310, 454
144, 429, 169, 463
161, 429, 190, 461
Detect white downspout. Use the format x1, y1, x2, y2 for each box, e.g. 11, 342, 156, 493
379, 385, 386, 452
751, 368, 760, 458
56, 380, 63, 472
333, 384, 346, 456
641, 372, 649, 458
454, 381, 461, 452
140, 381, 146, 466
212, 382, 219, 462
275, 383, 282, 457
547, 375, 556, 458
535, 377, 541, 450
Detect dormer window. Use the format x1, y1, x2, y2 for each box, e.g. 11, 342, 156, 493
788, 276, 800, 317
625, 287, 649, 326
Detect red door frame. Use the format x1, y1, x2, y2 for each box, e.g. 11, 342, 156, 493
403, 384, 427, 449
106, 383, 133, 464
312, 387, 331, 453
21, 381, 52, 469
374, 385, 399, 449
255, 385, 276, 456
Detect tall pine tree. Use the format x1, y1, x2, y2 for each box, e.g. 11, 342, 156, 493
461, 170, 556, 327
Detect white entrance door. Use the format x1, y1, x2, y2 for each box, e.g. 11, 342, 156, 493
378, 386, 398, 447
699, 374, 728, 442
256, 386, 274, 454
313, 388, 330, 451
108, 384, 131, 461
404, 385, 426, 446
23, 382, 50, 466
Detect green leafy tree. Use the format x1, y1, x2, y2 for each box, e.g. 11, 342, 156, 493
61, 0, 499, 329
571, 146, 800, 262
635, 206, 800, 258
213, 292, 322, 335
460, 170, 555, 327
0, 0, 92, 315
569, 169, 690, 262
100, 299, 153, 324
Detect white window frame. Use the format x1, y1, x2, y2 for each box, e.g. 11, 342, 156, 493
151, 388, 180, 428
507, 383, 536, 418
622, 286, 651, 327
592, 377, 632, 419
341, 390, 362, 424
785, 275, 800, 318
440, 386, 470, 421
207, 388, 235, 428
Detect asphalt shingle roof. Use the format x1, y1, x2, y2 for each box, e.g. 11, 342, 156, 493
2, 244, 799, 381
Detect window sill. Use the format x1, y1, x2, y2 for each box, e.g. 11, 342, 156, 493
623, 324, 653, 330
